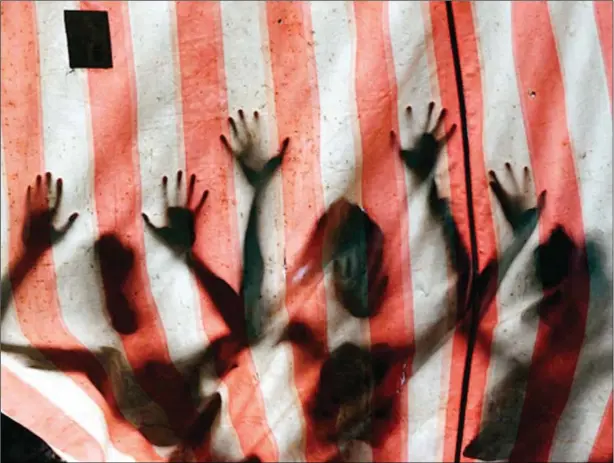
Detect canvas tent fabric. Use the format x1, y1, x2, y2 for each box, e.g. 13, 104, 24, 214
0, 1, 612, 462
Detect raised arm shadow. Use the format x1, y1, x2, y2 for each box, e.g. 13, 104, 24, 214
1, 173, 78, 325
221, 109, 289, 341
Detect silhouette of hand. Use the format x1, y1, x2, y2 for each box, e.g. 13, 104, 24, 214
488, 163, 546, 234
142, 171, 209, 256
220, 109, 289, 190
394, 102, 456, 182
21, 173, 79, 257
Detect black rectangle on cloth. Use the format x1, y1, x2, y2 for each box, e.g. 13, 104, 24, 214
64, 10, 112, 69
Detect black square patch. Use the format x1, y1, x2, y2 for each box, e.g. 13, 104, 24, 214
64, 10, 112, 69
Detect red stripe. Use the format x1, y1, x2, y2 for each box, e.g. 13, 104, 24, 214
353, 2, 413, 461
266, 3, 336, 461
510, 3, 590, 461
594, 1, 613, 109
589, 392, 613, 462
443, 4, 500, 461
82, 0, 198, 440
1, 365, 105, 462
427, 3, 475, 461
0, 3, 160, 459
175, 2, 277, 460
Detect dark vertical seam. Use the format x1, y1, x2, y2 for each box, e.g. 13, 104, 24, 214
444, 2, 482, 462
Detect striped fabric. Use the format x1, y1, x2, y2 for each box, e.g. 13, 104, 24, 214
0, 1, 611, 462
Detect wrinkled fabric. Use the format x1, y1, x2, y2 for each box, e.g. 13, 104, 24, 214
1, 2, 611, 462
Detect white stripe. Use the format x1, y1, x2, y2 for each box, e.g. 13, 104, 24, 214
310, 2, 371, 460
389, 2, 453, 460
129, 3, 247, 458
35, 0, 118, 356
51, 444, 135, 463
3, 113, 99, 460
310, 1, 370, 353
220, 2, 304, 460
1, 323, 111, 459
128, 1, 206, 366
34, 2, 169, 446
165, 3, 244, 460
471, 2, 543, 459
548, 3, 613, 460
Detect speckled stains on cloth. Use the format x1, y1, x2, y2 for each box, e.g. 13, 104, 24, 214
0, 1, 612, 462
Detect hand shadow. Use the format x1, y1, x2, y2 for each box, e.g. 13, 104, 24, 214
141, 167, 253, 378
427, 163, 546, 331
141, 170, 247, 372
393, 101, 456, 183
220, 109, 289, 191
1, 173, 78, 325
464, 219, 612, 461
470, 164, 546, 326
142, 170, 208, 258
220, 109, 289, 341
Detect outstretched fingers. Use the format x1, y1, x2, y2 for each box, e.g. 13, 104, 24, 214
389, 130, 399, 151
432, 108, 447, 134
142, 212, 153, 227
489, 169, 523, 228
25, 172, 67, 215
278, 136, 290, 158
51, 178, 63, 215
260, 136, 290, 178
142, 212, 166, 238
44, 172, 53, 208
187, 174, 196, 206
488, 170, 508, 207
536, 190, 547, 212
505, 162, 520, 192
440, 124, 457, 145
195, 190, 209, 215
522, 166, 533, 195
142, 214, 176, 248
162, 175, 170, 210
51, 212, 79, 243
261, 156, 283, 182
220, 134, 233, 156
423, 101, 435, 132
228, 115, 238, 138
176, 170, 183, 205
237, 108, 258, 133
30, 175, 43, 210
404, 105, 415, 139
25, 185, 32, 214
